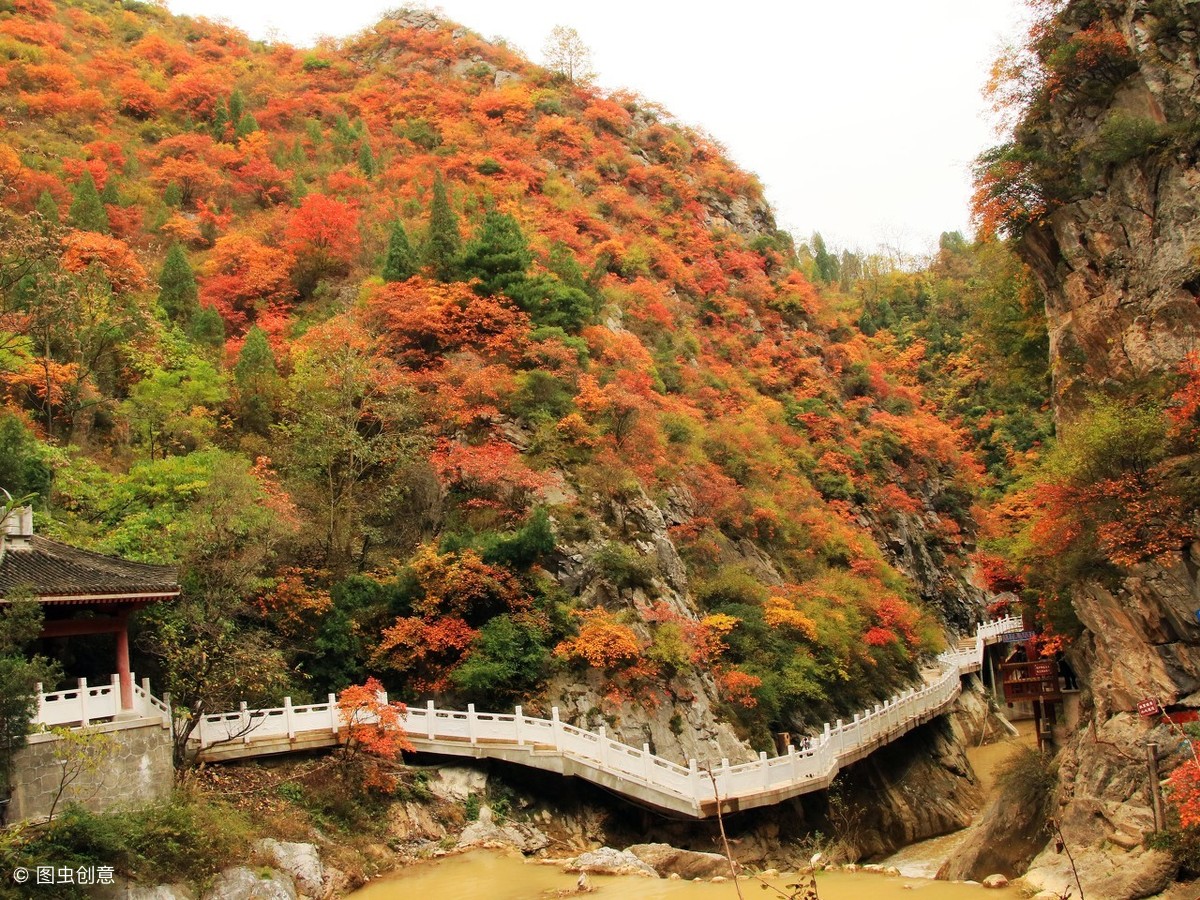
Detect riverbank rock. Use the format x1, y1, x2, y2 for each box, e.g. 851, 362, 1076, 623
254, 840, 324, 898
202, 867, 296, 900
389, 799, 449, 843
457, 804, 550, 853
938, 773, 1047, 881
428, 765, 489, 802
97, 883, 194, 900
626, 843, 729, 879
565, 847, 658, 877
982, 874, 1008, 888
1021, 844, 1176, 900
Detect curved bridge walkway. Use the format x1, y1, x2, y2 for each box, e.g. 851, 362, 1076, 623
33, 616, 1023, 819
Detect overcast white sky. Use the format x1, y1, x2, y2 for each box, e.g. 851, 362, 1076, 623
166, 1, 1029, 257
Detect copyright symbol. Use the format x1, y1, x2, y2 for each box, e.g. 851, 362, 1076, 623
12, 868, 28, 884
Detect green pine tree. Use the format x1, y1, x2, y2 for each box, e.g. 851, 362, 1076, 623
234, 326, 281, 435
188, 306, 226, 350
458, 209, 532, 297
68, 171, 109, 233
423, 172, 461, 282
235, 113, 258, 140
291, 173, 309, 205
382, 220, 418, 282
358, 142, 377, 178
34, 191, 59, 226
228, 89, 246, 124
158, 244, 198, 324
163, 182, 183, 208
211, 97, 229, 140
100, 178, 119, 205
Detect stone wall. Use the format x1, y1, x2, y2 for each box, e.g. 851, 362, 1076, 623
7, 717, 173, 823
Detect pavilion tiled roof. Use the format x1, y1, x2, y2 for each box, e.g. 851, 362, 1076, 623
0, 535, 179, 601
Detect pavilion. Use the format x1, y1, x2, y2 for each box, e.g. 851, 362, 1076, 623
0, 504, 179, 714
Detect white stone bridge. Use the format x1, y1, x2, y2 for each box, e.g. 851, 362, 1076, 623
32, 616, 1023, 819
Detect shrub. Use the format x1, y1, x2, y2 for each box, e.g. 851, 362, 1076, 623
1090, 111, 1169, 166
591, 541, 656, 593
8, 796, 255, 890
450, 614, 550, 706
995, 746, 1056, 823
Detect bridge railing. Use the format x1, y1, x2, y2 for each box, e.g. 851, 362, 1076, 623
36, 616, 1024, 811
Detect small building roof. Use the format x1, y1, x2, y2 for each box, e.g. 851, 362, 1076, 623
0, 534, 179, 603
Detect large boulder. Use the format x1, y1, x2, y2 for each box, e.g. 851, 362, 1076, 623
428, 765, 488, 802
625, 843, 729, 879
564, 847, 658, 877
457, 804, 549, 853
1021, 844, 1176, 900
254, 841, 324, 899
97, 884, 194, 900
202, 867, 296, 900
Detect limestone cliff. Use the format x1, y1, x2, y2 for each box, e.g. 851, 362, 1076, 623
1018, 0, 1200, 418
1002, 0, 1200, 893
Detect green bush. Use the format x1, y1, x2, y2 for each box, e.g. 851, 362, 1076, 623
7, 797, 255, 892
481, 507, 556, 568
591, 542, 656, 593
995, 746, 1057, 822
1090, 111, 1170, 166
450, 614, 550, 706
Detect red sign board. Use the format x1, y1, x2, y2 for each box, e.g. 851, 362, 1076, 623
1137, 697, 1161, 717
1032, 661, 1055, 678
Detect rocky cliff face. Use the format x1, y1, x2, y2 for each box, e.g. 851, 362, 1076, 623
1010, 1, 1200, 893
1019, 0, 1200, 418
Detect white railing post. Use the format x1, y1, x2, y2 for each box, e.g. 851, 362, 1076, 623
834, 720, 843, 753
240, 701, 250, 744
34, 682, 44, 724
642, 743, 652, 783
721, 758, 731, 798
598, 726, 609, 766
467, 703, 477, 746
551, 707, 562, 751
427, 700, 435, 739
689, 759, 700, 799
284, 697, 295, 739
760, 751, 770, 790
789, 744, 799, 782
162, 691, 172, 730
78, 677, 90, 727
514, 705, 524, 746
328, 693, 338, 735
111, 674, 121, 710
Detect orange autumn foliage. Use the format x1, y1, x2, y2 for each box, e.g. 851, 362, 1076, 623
60, 231, 148, 294
555, 608, 642, 670
367, 277, 530, 367
337, 678, 413, 793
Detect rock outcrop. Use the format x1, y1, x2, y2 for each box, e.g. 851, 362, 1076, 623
625, 843, 730, 879
564, 847, 659, 877
1003, 1, 1200, 893
1018, 0, 1200, 418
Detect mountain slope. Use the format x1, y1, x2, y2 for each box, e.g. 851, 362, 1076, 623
0, 1, 987, 760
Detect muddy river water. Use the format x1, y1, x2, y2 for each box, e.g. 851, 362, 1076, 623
350, 722, 1036, 899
